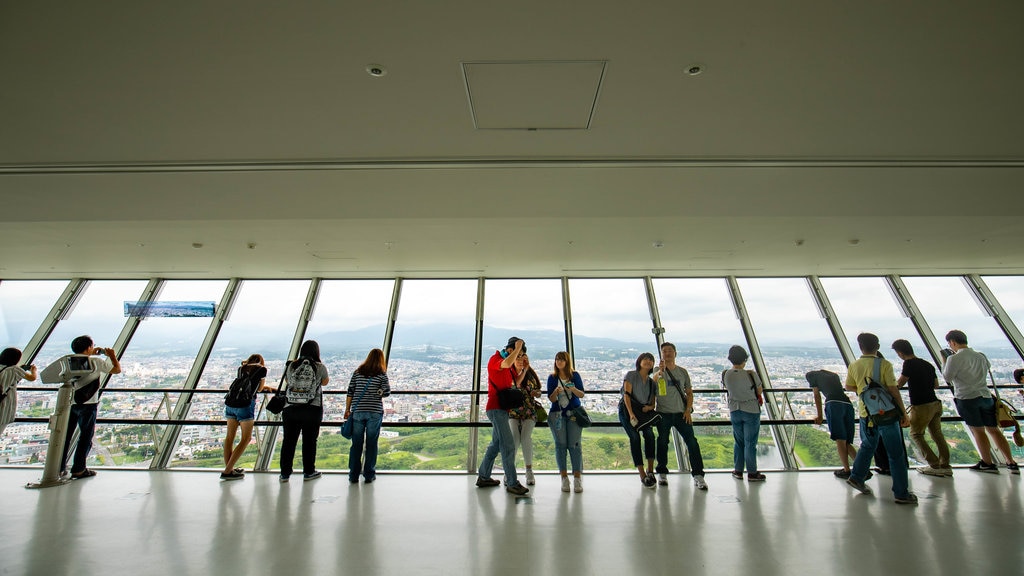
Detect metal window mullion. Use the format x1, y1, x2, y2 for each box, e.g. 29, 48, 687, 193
562, 277, 575, 360
726, 276, 799, 470
381, 278, 403, 361
964, 275, 1024, 361
645, 277, 686, 470
255, 278, 321, 471
807, 276, 855, 365
467, 278, 486, 473
885, 275, 945, 367
21, 278, 87, 365
150, 278, 241, 469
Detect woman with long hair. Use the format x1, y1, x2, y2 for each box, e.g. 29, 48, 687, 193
509, 352, 543, 485
279, 340, 329, 482
547, 351, 585, 493
619, 352, 658, 488
345, 348, 391, 483
1, 347, 38, 437
221, 353, 272, 480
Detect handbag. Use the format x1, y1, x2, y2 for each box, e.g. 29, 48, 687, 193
534, 402, 548, 423
265, 372, 288, 415
341, 378, 372, 440
627, 376, 661, 431
568, 405, 591, 428
489, 379, 524, 410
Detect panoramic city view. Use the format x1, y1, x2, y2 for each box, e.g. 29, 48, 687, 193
3, 276, 1024, 472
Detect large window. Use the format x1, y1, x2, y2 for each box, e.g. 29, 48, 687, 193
14, 280, 148, 470
0, 280, 69, 351
170, 280, 310, 469
380, 280, 477, 472
98, 281, 228, 468
980, 275, 1024, 359
737, 278, 845, 388
651, 278, 753, 470
304, 280, 394, 417
902, 277, 1018, 379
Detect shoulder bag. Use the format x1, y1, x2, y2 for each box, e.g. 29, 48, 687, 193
342, 377, 372, 440
489, 379, 525, 410
265, 371, 289, 415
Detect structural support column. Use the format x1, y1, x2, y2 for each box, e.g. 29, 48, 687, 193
561, 277, 575, 360
963, 275, 1024, 361
726, 276, 799, 470
885, 276, 945, 367
466, 278, 486, 473
151, 279, 241, 469
644, 276, 686, 471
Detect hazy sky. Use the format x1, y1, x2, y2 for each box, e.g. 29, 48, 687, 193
4, 275, 1023, 369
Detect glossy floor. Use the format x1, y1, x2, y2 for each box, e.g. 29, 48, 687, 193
1, 468, 1021, 575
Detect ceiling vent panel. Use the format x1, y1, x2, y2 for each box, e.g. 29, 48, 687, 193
462, 60, 607, 130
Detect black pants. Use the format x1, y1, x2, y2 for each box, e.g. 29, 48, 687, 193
61, 403, 98, 474
279, 405, 323, 477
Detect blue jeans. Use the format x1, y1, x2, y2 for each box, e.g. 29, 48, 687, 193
550, 412, 583, 473
349, 411, 383, 481
851, 418, 911, 499
730, 410, 760, 474
479, 409, 519, 486
655, 412, 705, 476
61, 403, 98, 474
618, 404, 655, 467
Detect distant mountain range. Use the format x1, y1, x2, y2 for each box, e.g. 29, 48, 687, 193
123, 323, 1024, 362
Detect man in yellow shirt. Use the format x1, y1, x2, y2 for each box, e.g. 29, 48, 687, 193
843, 333, 917, 504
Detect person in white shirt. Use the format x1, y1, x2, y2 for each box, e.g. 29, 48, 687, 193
0, 347, 38, 436
942, 330, 1019, 474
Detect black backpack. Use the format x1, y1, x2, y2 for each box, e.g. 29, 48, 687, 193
224, 367, 260, 408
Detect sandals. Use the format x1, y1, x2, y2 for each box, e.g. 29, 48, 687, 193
71, 469, 97, 479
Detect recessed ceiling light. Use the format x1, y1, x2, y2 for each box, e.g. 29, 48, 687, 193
366, 64, 388, 77
686, 64, 704, 76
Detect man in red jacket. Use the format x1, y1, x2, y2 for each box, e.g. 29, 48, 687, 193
477, 337, 529, 496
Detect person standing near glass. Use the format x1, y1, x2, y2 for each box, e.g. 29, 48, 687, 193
547, 351, 585, 493
345, 348, 391, 484
279, 340, 329, 483
619, 352, 659, 488
0, 348, 38, 437
653, 342, 708, 491
722, 345, 766, 482
509, 353, 542, 486
477, 336, 529, 496
221, 353, 272, 481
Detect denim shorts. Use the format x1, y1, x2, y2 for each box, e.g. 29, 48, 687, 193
824, 401, 855, 442
225, 401, 257, 422
955, 396, 997, 427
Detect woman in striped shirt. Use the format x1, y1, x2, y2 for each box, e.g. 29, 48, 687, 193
345, 348, 391, 484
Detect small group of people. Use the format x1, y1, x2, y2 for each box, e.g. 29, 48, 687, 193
808, 329, 1021, 506
477, 338, 588, 495
220, 340, 391, 485
617, 342, 764, 490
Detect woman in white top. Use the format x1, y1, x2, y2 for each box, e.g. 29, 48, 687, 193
0, 347, 38, 436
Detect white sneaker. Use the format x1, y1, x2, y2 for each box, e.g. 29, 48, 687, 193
693, 475, 708, 491
917, 465, 946, 477
657, 473, 668, 486
573, 477, 583, 493
561, 476, 571, 492
526, 468, 535, 485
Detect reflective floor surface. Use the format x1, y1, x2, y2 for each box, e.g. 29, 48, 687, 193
1, 467, 1022, 575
